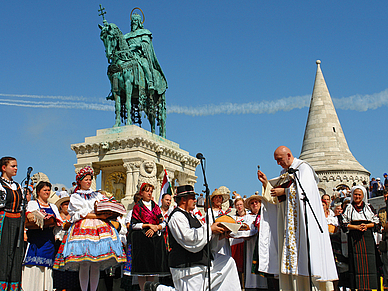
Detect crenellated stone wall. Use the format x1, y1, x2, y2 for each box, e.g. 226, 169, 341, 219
316, 170, 370, 195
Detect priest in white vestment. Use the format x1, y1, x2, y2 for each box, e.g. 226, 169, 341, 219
257, 146, 338, 291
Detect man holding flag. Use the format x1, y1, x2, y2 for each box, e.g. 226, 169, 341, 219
159, 169, 173, 221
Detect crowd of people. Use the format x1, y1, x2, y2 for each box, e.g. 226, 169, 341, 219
329, 175, 387, 201
1, 148, 388, 291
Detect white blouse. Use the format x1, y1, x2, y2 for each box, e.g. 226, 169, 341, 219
342, 203, 379, 225
326, 210, 339, 226
68, 189, 107, 223
26, 200, 61, 219
230, 212, 259, 244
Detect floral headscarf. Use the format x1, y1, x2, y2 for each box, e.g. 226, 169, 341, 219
76, 166, 94, 184
74, 166, 94, 192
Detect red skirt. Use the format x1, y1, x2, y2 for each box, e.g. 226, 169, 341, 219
231, 242, 244, 273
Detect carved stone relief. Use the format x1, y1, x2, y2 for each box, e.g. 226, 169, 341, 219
137, 161, 157, 190
105, 171, 127, 201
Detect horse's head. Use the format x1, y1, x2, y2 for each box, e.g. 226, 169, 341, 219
99, 21, 120, 63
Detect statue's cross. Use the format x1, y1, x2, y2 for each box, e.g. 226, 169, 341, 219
98, 4, 106, 21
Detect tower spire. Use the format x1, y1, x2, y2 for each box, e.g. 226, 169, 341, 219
300, 60, 369, 192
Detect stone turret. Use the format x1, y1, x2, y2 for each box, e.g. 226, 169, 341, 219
299, 60, 370, 195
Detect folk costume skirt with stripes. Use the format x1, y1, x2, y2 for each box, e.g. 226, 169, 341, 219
348, 224, 382, 290
0, 212, 23, 291
54, 218, 126, 271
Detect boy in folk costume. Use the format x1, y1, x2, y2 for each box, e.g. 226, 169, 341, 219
145, 185, 241, 291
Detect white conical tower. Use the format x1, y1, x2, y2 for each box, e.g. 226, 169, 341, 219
299, 60, 369, 195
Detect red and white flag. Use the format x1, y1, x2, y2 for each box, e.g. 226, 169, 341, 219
159, 169, 173, 206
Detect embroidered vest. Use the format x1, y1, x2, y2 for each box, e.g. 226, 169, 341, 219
0, 179, 22, 212
168, 207, 210, 268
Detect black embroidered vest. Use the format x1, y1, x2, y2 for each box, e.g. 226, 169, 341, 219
0, 179, 22, 212
168, 207, 210, 268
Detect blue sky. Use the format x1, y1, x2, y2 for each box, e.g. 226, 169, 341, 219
1, 1, 387, 196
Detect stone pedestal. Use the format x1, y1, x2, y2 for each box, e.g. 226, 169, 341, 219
71, 125, 199, 209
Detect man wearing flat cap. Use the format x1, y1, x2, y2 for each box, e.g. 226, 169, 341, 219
146, 185, 241, 291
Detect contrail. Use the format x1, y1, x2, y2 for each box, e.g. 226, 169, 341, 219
332, 89, 388, 111
0, 93, 105, 103
167, 95, 311, 116
167, 89, 388, 116
1, 89, 388, 115
0, 98, 113, 111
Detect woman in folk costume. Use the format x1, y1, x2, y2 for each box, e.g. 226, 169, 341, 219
54, 166, 126, 291
342, 185, 382, 290
230, 197, 247, 284
0, 157, 24, 290
207, 187, 231, 257
130, 183, 169, 291
241, 195, 268, 290
22, 181, 62, 291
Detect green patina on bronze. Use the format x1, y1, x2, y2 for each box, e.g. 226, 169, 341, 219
99, 5, 167, 138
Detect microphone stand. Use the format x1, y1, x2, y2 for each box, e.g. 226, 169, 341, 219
291, 169, 322, 291
16, 168, 32, 290
197, 156, 212, 291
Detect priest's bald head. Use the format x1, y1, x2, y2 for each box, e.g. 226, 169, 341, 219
274, 146, 294, 169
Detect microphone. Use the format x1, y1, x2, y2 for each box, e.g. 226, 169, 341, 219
196, 153, 205, 160
27, 167, 33, 177
287, 168, 299, 174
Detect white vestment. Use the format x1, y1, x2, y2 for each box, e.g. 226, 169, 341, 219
259, 158, 338, 291
168, 208, 241, 291
243, 212, 268, 289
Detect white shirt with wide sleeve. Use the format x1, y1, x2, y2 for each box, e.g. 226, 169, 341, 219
168, 207, 213, 286
68, 189, 106, 223
168, 207, 241, 291
168, 207, 212, 253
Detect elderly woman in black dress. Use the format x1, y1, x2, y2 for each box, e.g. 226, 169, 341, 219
342, 185, 381, 290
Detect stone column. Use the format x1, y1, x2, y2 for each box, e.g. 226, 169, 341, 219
121, 160, 141, 210
131, 161, 141, 193
93, 167, 101, 191
175, 171, 189, 186
123, 161, 133, 201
